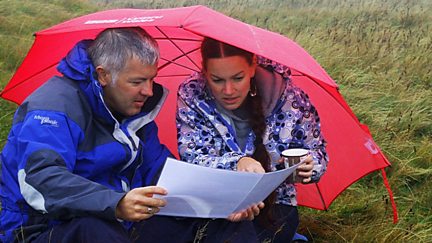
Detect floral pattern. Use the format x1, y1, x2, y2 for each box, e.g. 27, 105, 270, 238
176, 56, 328, 206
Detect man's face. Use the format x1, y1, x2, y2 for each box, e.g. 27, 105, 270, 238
98, 58, 158, 118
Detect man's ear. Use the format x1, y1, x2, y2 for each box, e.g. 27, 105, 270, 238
95, 66, 110, 87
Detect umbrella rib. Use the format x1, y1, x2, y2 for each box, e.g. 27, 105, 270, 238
0, 63, 58, 103
157, 73, 192, 78
292, 72, 388, 211
314, 183, 328, 211
292, 72, 368, 210
154, 37, 201, 42
158, 47, 200, 72
155, 26, 201, 71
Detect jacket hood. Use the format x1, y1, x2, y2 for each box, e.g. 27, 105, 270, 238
57, 40, 94, 81
57, 40, 113, 122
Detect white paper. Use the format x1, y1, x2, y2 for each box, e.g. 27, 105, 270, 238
154, 157, 302, 218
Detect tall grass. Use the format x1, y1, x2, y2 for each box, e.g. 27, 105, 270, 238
0, 0, 97, 145
1, 0, 431, 242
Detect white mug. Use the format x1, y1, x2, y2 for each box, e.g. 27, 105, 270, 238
281, 148, 309, 183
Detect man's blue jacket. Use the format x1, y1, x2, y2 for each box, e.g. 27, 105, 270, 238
0, 40, 172, 242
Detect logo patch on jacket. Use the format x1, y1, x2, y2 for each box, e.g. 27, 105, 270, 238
33, 115, 59, 127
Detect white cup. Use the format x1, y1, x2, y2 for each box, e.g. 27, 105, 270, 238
281, 148, 309, 183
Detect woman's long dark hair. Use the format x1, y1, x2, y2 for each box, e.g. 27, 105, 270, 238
201, 37, 276, 227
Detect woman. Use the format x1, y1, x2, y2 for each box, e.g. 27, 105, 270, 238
176, 37, 329, 242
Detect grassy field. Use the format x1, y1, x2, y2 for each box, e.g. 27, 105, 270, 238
1, 0, 431, 242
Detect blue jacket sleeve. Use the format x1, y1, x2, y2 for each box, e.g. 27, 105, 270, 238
16, 110, 125, 221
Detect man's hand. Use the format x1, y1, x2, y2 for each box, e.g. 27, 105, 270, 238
296, 155, 314, 183
115, 186, 167, 222
227, 202, 265, 222
237, 157, 265, 173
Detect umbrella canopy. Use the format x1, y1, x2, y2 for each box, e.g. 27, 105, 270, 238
0, 6, 397, 218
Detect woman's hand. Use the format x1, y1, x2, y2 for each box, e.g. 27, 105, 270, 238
227, 202, 265, 222
115, 186, 167, 222
228, 157, 265, 222
237, 157, 265, 173
295, 155, 314, 183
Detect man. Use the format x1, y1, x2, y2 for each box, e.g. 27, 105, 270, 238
0, 28, 172, 242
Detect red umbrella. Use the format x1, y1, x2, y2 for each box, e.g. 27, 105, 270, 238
0, 6, 397, 221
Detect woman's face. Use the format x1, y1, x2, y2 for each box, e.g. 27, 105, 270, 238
204, 55, 256, 111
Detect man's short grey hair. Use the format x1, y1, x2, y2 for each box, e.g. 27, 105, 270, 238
88, 27, 159, 83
